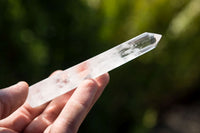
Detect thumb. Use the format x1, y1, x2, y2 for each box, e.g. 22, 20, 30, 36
0, 81, 29, 119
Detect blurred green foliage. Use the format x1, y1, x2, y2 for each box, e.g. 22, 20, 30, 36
1, 0, 200, 132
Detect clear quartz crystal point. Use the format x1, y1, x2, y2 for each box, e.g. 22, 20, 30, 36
27, 32, 162, 107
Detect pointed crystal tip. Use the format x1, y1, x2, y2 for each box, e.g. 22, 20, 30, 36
153, 33, 162, 47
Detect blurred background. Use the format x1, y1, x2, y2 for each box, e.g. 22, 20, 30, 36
1, 0, 200, 132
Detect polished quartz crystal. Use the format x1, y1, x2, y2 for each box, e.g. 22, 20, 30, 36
27, 32, 162, 107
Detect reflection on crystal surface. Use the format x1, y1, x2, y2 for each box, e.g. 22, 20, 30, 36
27, 32, 162, 107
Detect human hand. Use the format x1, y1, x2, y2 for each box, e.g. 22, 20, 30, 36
0, 71, 109, 133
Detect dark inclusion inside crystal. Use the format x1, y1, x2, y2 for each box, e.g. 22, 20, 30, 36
134, 34, 156, 49
119, 34, 156, 58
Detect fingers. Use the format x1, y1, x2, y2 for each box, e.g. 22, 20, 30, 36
24, 73, 109, 133
23, 90, 74, 133
91, 73, 109, 104
88, 73, 110, 111
0, 82, 29, 119
0, 98, 49, 132
48, 79, 98, 133
0, 70, 62, 132
0, 72, 109, 133
0, 127, 17, 133
48, 73, 109, 133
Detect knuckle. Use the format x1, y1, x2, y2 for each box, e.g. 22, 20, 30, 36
43, 106, 59, 122
71, 99, 89, 110
85, 79, 98, 89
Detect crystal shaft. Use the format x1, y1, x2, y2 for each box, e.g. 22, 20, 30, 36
27, 32, 162, 107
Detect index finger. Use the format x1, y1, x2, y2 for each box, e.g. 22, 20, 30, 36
48, 73, 109, 133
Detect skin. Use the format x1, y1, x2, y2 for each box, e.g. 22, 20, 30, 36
0, 71, 109, 133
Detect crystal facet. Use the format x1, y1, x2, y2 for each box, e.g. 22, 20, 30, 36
26, 32, 162, 107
